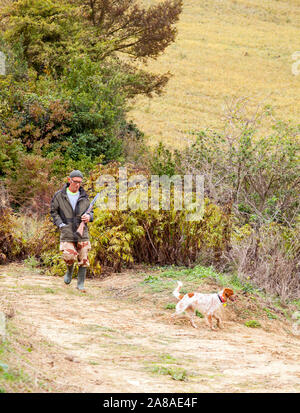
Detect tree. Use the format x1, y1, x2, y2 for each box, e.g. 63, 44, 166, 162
76, 0, 182, 59
0, 0, 183, 96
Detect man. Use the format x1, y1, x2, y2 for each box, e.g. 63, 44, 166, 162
50, 170, 93, 292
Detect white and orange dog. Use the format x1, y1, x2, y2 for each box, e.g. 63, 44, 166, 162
172, 281, 235, 330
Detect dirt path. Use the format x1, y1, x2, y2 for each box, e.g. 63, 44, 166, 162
0, 263, 299, 393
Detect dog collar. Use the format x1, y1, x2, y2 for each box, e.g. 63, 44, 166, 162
218, 294, 225, 303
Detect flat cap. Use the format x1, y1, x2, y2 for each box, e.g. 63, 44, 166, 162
69, 170, 83, 179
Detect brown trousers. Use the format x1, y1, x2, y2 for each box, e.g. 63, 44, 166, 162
59, 241, 91, 267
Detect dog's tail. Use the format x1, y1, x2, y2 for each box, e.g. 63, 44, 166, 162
173, 280, 183, 300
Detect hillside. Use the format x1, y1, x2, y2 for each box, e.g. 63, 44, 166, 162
0, 263, 299, 393
129, 0, 300, 147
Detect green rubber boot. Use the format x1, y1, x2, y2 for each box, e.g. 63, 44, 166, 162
64, 264, 74, 285
77, 266, 87, 292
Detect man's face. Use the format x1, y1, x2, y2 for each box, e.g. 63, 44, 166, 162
68, 177, 82, 193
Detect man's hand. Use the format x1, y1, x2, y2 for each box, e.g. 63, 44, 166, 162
81, 213, 91, 223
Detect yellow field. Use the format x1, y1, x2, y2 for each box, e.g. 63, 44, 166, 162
128, 0, 300, 147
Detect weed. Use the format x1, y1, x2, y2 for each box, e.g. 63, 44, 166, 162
0, 360, 28, 385
241, 282, 257, 294
165, 303, 176, 310
159, 265, 218, 283
244, 320, 261, 328
2, 371, 18, 381
142, 275, 174, 293
158, 266, 260, 298
291, 300, 300, 311
143, 275, 160, 283
149, 365, 189, 381
263, 308, 278, 320
159, 354, 177, 364
0, 362, 8, 372
228, 273, 244, 290
195, 310, 204, 318
101, 333, 115, 339
45, 288, 55, 294
19, 284, 42, 294
24, 256, 39, 269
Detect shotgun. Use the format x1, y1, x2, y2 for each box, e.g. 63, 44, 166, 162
76, 193, 100, 237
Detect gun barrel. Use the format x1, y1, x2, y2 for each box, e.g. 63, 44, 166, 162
76, 221, 85, 237
76, 193, 99, 237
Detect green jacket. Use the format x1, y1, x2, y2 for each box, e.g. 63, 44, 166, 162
50, 183, 94, 242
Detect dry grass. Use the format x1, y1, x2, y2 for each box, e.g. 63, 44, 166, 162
0, 263, 299, 393
129, 0, 300, 147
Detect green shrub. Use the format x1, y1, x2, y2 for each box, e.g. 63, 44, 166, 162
178, 115, 300, 227
230, 222, 300, 301
24, 256, 39, 269
86, 162, 232, 273
0, 133, 24, 178
0, 185, 26, 263
149, 142, 177, 176
4, 153, 60, 216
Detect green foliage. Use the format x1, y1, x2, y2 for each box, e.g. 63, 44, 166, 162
1, 0, 182, 95
4, 153, 60, 215
149, 142, 177, 176
1, 1, 161, 181
44, 288, 55, 294
244, 320, 261, 328
0, 133, 24, 177
86, 162, 232, 273
178, 113, 300, 226
1, 62, 121, 158
142, 275, 174, 294
39, 161, 234, 275
195, 310, 204, 318
1, 0, 84, 76
56, 56, 127, 162
0, 361, 28, 385
159, 265, 221, 281
0, 52, 144, 176
165, 303, 176, 310
0, 35, 28, 81
263, 308, 278, 320
158, 264, 258, 297
0, 191, 27, 263
8, 213, 60, 271
143, 275, 160, 284
24, 256, 39, 269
